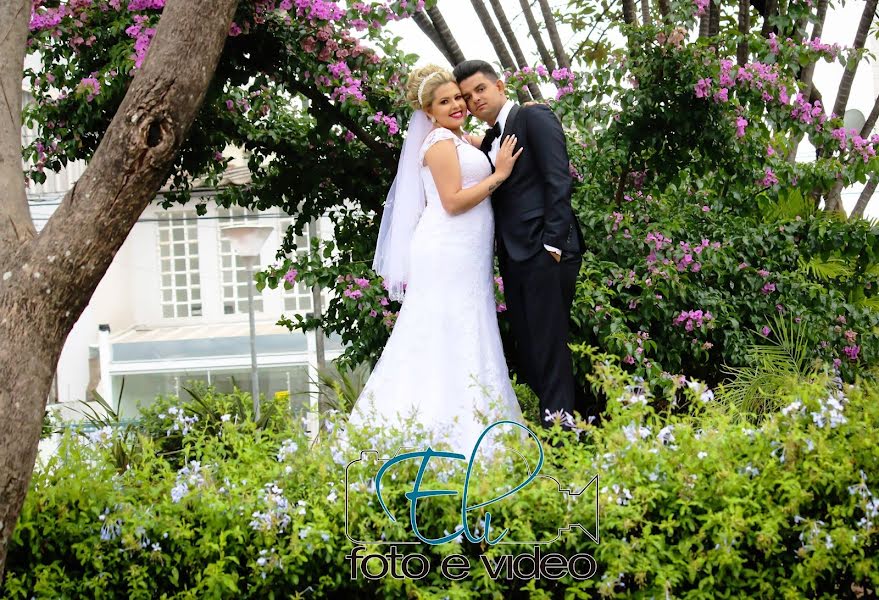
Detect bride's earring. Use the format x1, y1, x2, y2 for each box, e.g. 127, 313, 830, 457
430, 115, 437, 124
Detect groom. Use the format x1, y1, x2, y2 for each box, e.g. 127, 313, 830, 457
454, 60, 587, 425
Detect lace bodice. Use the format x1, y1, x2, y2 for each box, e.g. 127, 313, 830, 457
418, 128, 493, 204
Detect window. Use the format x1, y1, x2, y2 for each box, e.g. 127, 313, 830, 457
279, 217, 316, 313
158, 211, 202, 318
218, 207, 264, 315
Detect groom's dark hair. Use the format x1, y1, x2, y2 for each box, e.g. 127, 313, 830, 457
453, 60, 499, 83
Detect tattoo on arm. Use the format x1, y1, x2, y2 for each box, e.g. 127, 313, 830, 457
488, 177, 504, 193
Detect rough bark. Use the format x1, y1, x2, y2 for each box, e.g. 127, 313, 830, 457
785, 0, 829, 164
656, 0, 671, 19
538, 0, 571, 69
425, 6, 467, 66
860, 92, 879, 139
709, 0, 720, 36
470, 0, 530, 102
640, 0, 652, 25
850, 175, 878, 219
621, 0, 639, 25
412, 10, 455, 66
519, 0, 556, 71
0, 0, 239, 578
736, 0, 751, 66
831, 0, 878, 118
0, 0, 34, 268
760, 0, 778, 37
489, 0, 542, 99
797, 0, 829, 105
699, 11, 710, 38
823, 0, 876, 212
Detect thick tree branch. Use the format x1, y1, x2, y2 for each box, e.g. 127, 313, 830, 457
0, 0, 34, 268
489, 0, 542, 99
641, 0, 652, 25
621, 0, 639, 25
519, 0, 556, 71
425, 6, 466, 66
831, 0, 877, 118
709, 0, 720, 37
470, 0, 530, 102
850, 174, 877, 219
412, 10, 455, 66
736, 0, 751, 66
785, 0, 829, 164
295, 84, 396, 166
538, 0, 571, 69
860, 92, 879, 139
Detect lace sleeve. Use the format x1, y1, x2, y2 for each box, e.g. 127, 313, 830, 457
418, 128, 461, 164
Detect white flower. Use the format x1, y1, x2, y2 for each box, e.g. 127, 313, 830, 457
220, 414, 232, 422
657, 425, 675, 445
697, 451, 708, 459
326, 491, 338, 503
781, 400, 803, 416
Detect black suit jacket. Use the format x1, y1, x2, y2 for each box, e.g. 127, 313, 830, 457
482, 104, 585, 263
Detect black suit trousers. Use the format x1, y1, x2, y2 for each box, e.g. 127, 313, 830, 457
499, 247, 581, 422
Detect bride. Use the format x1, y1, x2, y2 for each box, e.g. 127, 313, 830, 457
345, 65, 525, 454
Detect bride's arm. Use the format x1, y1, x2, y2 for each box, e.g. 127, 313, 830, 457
425, 138, 518, 216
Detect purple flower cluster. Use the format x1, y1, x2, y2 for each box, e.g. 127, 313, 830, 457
125, 14, 156, 69
674, 309, 714, 331
830, 127, 878, 163
372, 111, 400, 135
76, 76, 101, 102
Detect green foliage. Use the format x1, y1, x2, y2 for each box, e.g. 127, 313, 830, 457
5, 364, 879, 597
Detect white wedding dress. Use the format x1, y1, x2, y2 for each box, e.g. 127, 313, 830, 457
346, 127, 524, 454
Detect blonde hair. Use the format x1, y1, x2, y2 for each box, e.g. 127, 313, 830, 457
405, 65, 456, 111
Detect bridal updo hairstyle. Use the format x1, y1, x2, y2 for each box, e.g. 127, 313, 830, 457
405, 65, 455, 111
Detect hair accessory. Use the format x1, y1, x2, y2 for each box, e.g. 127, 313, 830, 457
417, 71, 442, 107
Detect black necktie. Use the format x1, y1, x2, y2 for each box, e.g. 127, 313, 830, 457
483, 122, 501, 150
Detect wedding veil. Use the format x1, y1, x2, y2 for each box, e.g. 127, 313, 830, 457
372, 109, 433, 301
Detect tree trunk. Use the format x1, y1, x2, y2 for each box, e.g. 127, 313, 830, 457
0, 0, 240, 578
538, 0, 571, 69
823, 179, 845, 213
621, 0, 639, 25
860, 92, 879, 138
760, 0, 778, 37
425, 6, 467, 66
831, 0, 878, 118
0, 0, 34, 268
413, 10, 456, 66
470, 0, 530, 102
641, 0, 652, 25
799, 0, 829, 101
785, 0, 829, 164
699, 12, 710, 37
469, 0, 515, 71
851, 174, 878, 219
518, 0, 556, 71
709, 0, 720, 36
737, 0, 751, 66
489, 0, 542, 99
656, 0, 670, 20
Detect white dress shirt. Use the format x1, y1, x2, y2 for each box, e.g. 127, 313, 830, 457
487, 100, 561, 257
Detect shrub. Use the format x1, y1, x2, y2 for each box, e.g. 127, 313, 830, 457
4, 361, 878, 598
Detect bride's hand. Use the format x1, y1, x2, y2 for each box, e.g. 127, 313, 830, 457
494, 135, 523, 179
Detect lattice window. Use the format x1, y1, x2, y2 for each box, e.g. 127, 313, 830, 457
158, 211, 202, 318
